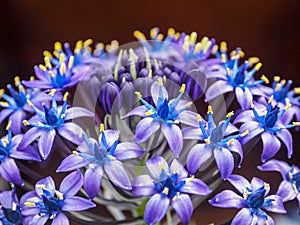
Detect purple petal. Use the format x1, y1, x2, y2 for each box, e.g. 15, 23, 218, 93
0, 108, 13, 124
276, 180, 296, 202
64, 107, 94, 120
151, 81, 168, 108
146, 156, 169, 180
182, 127, 203, 140
38, 129, 56, 160
132, 175, 156, 196
57, 122, 83, 145
57, 154, 92, 172
180, 178, 211, 195
161, 123, 183, 157
261, 131, 281, 162
227, 174, 251, 194
9, 110, 26, 134
35, 176, 55, 197
99, 130, 120, 149
276, 128, 293, 158
170, 159, 188, 181
59, 170, 83, 197
29, 214, 49, 225
121, 105, 148, 119
134, 117, 160, 143
239, 121, 263, 144
231, 208, 252, 225
205, 80, 234, 102
51, 213, 69, 225
84, 166, 103, 199
176, 110, 199, 127
11, 135, 41, 161
257, 159, 290, 179
227, 139, 243, 167
62, 196, 95, 211
23, 80, 52, 89
187, 144, 213, 175
235, 87, 252, 110
113, 142, 144, 161
0, 158, 23, 185
18, 127, 43, 150
263, 195, 286, 213
209, 190, 246, 209
104, 160, 131, 190
233, 110, 255, 124
250, 177, 267, 193
144, 193, 170, 225
171, 194, 193, 225
225, 123, 239, 136
214, 147, 234, 179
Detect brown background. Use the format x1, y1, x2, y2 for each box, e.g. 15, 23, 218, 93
0, 0, 299, 224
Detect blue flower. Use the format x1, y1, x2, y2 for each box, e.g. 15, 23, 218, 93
18, 90, 94, 160
0, 76, 49, 134
183, 106, 247, 179
0, 122, 40, 185
57, 124, 144, 199
22, 170, 95, 225
122, 77, 198, 157
234, 97, 299, 162
258, 159, 300, 210
132, 156, 211, 225
209, 174, 286, 225
206, 42, 271, 109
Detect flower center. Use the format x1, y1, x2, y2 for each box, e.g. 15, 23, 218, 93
287, 170, 300, 192
43, 105, 59, 126
209, 122, 225, 145
7, 85, 27, 108
2, 206, 22, 224
154, 172, 185, 198
42, 195, 62, 215
233, 65, 246, 85
245, 187, 266, 209
264, 107, 279, 128
157, 99, 169, 120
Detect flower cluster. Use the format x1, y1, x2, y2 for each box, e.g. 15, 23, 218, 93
0, 28, 299, 225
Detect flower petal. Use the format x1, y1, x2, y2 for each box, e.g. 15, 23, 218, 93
132, 175, 156, 196
18, 127, 43, 150
180, 178, 211, 196
171, 194, 193, 225
170, 159, 188, 181
209, 190, 246, 209
276, 128, 293, 158
104, 160, 131, 190
263, 195, 287, 214
214, 147, 234, 179
84, 166, 103, 199
233, 110, 255, 124
121, 105, 149, 119
161, 123, 183, 157
29, 214, 49, 225
62, 196, 95, 211
113, 142, 144, 161
250, 177, 266, 193
182, 127, 203, 140
0, 158, 23, 185
227, 174, 251, 194
134, 118, 160, 143
187, 144, 213, 175
146, 156, 169, 180
257, 159, 290, 179
261, 131, 281, 162
59, 170, 83, 197
144, 193, 170, 225
151, 81, 168, 108
176, 110, 199, 127
38, 129, 56, 160
99, 130, 120, 149
64, 107, 94, 120
35, 176, 55, 197
57, 122, 83, 145
9, 110, 26, 134
56, 154, 92, 172
205, 80, 234, 102
235, 87, 252, 110
51, 213, 69, 225
231, 208, 252, 225
239, 121, 263, 145
227, 139, 243, 167
276, 180, 296, 202
0, 108, 13, 124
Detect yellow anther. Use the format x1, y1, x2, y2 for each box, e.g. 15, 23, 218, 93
150, 27, 158, 39
203, 40, 212, 53
60, 63, 66, 75
174, 32, 181, 40
6, 121, 11, 131
205, 138, 211, 144
185, 175, 195, 183
26, 99, 33, 106
275, 83, 281, 92
159, 162, 163, 173
2, 139, 9, 144
261, 111, 267, 116
54, 42, 62, 51
23, 120, 29, 126
281, 79, 286, 86
172, 195, 180, 202
29, 76, 35, 81
49, 71, 55, 78
294, 87, 300, 94
43, 50, 52, 58
135, 91, 142, 99
14, 76, 21, 86
241, 130, 249, 137
284, 103, 291, 111
288, 172, 293, 179
60, 114, 65, 119
197, 114, 201, 122
227, 139, 235, 146
273, 76, 280, 82
75, 40, 83, 50
83, 39, 93, 47
122, 77, 126, 83
185, 102, 192, 108
268, 95, 274, 104
24, 202, 35, 207
145, 110, 154, 116
37, 122, 44, 127
220, 41, 227, 52
55, 190, 64, 200
194, 42, 202, 54
36, 184, 46, 189
0, 101, 9, 107
162, 187, 169, 195
72, 151, 78, 155
68, 56, 74, 69
265, 220, 269, 225
238, 51, 245, 58
157, 77, 163, 86
173, 169, 179, 174
39, 64, 47, 72
48, 89, 56, 96
100, 123, 105, 132
133, 30, 146, 40
292, 122, 300, 126
107, 155, 116, 160
212, 44, 218, 55
183, 41, 189, 53
254, 62, 262, 71
0, 89, 4, 98
264, 182, 270, 189
179, 84, 186, 93
248, 57, 260, 65
226, 111, 234, 118
243, 190, 249, 200
190, 32, 197, 45
250, 99, 254, 108
174, 120, 180, 124
207, 106, 213, 114
59, 54, 65, 65
12, 202, 17, 211
226, 68, 231, 76
44, 57, 52, 69
50, 214, 56, 220
53, 51, 59, 58
63, 92, 69, 101
221, 54, 227, 63
261, 75, 269, 84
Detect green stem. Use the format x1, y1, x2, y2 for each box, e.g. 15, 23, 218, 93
166, 208, 172, 225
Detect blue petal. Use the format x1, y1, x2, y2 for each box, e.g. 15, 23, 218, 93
56, 154, 92, 172
0, 191, 13, 208
35, 176, 55, 197
9, 110, 26, 134
59, 170, 83, 197
175, 110, 199, 127
150, 81, 168, 108
209, 190, 246, 209
146, 156, 169, 180
113, 142, 144, 161
227, 139, 243, 167
233, 110, 255, 124
239, 121, 263, 144
84, 166, 103, 199
231, 208, 252, 225
171, 194, 193, 225
0, 109, 13, 124
261, 131, 281, 162
134, 118, 160, 143
132, 175, 156, 196
250, 177, 267, 193
187, 144, 213, 175
38, 129, 56, 160
144, 193, 170, 225
180, 178, 211, 196
170, 159, 188, 181
61, 196, 95, 211
161, 123, 183, 157
182, 127, 204, 140
98, 130, 120, 149
263, 195, 287, 213
214, 147, 234, 179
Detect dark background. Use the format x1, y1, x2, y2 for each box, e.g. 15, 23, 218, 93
0, 0, 299, 224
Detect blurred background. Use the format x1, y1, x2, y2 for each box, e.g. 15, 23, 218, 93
0, 0, 299, 224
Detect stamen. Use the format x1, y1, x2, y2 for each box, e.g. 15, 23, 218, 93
197, 114, 201, 122
43, 50, 52, 59
107, 155, 116, 160
50, 214, 56, 219
14, 76, 21, 86
68, 56, 74, 69
59, 53, 65, 64
100, 123, 105, 133
205, 138, 211, 144
54, 42, 62, 51
273, 76, 280, 82
55, 190, 64, 200
254, 62, 262, 71
24, 202, 35, 207
145, 109, 154, 116
241, 130, 249, 137
44, 57, 52, 69
72, 151, 79, 155
226, 111, 234, 118
288, 171, 293, 179
179, 84, 186, 93
248, 57, 259, 65
48, 89, 56, 96
0, 89, 4, 98
207, 105, 213, 114
162, 187, 169, 195
2, 139, 9, 144
263, 182, 270, 189
281, 79, 286, 86
220, 41, 227, 52
23, 120, 29, 126
190, 32, 197, 45
203, 40, 212, 53
0, 101, 9, 107
157, 77, 163, 86
63, 92, 69, 101
39, 64, 47, 71
135, 91, 142, 99
185, 175, 195, 183
249, 99, 254, 108
268, 95, 274, 104
260, 75, 269, 84
38, 122, 44, 127
194, 42, 202, 54
221, 54, 227, 63
227, 139, 235, 146
26, 99, 33, 106
168, 28, 175, 36
36, 184, 46, 189
292, 122, 300, 126
12, 202, 17, 211
60, 63, 66, 75
294, 87, 300, 94
211, 45, 218, 55
60, 114, 65, 118
275, 83, 281, 91
6, 121, 11, 130
133, 30, 146, 41
83, 39, 93, 47
243, 190, 249, 200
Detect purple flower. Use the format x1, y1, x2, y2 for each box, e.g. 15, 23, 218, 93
133, 156, 211, 225
18, 90, 94, 160
57, 125, 144, 199
122, 77, 198, 157
209, 174, 286, 225
234, 98, 298, 162
0, 122, 40, 185
22, 170, 95, 225
0, 76, 49, 134
183, 106, 246, 179
258, 159, 300, 209
206, 42, 271, 110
